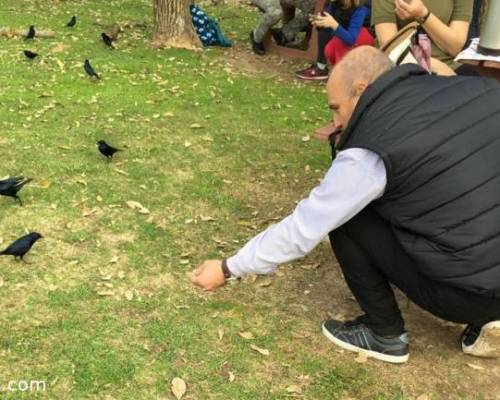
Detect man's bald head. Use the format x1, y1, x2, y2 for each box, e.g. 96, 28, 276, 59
326, 47, 393, 133
328, 46, 393, 96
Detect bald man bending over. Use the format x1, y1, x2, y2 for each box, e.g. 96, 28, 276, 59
191, 47, 500, 363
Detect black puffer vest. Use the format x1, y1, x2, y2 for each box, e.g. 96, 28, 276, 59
338, 64, 500, 296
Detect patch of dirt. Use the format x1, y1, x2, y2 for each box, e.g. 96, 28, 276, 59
223, 42, 317, 84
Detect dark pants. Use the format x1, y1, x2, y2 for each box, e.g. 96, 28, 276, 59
329, 207, 500, 337
317, 28, 333, 65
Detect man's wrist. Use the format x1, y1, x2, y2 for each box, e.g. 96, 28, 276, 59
221, 259, 232, 279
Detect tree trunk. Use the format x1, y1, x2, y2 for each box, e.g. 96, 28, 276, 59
152, 0, 201, 49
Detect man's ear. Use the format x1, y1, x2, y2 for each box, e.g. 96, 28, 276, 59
354, 80, 369, 97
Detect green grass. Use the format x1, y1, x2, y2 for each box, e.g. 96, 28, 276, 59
0, 0, 415, 399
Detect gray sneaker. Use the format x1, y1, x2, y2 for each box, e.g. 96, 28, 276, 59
322, 319, 410, 364
462, 321, 500, 358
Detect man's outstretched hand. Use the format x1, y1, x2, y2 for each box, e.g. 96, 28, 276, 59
190, 259, 226, 291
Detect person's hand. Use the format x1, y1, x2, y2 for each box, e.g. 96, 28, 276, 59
311, 12, 339, 30
394, 0, 428, 21
190, 259, 226, 291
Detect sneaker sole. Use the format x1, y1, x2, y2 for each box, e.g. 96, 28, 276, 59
295, 74, 328, 81
322, 323, 409, 364
463, 320, 500, 358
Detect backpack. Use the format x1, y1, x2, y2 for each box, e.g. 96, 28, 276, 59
190, 4, 232, 47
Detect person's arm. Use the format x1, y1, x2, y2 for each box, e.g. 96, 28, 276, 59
394, 0, 471, 57
372, 0, 399, 47
226, 148, 387, 277
375, 22, 398, 47
333, 7, 370, 47
191, 148, 387, 290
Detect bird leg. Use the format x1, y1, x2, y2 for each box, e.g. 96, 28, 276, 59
15, 196, 23, 206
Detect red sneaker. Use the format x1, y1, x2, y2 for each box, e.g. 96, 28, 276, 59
295, 65, 329, 81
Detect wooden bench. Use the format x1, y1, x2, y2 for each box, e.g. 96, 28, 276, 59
259, 0, 327, 61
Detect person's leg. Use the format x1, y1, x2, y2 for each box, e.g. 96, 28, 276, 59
316, 29, 332, 66
324, 28, 375, 66
281, 0, 315, 42
324, 36, 350, 65
250, 0, 283, 47
295, 29, 332, 80
329, 208, 406, 337
330, 207, 500, 329
353, 27, 375, 47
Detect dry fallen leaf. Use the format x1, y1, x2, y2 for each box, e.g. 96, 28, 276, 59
257, 278, 272, 288
171, 377, 186, 400
124, 290, 134, 301
218, 327, 224, 341
0, 276, 4, 288
286, 385, 302, 394
301, 135, 310, 142
291, 331, 311, 339
114, 168, 129, 176
82, 207, 99, 217
190, 123, 202, 129
238, 331, 254, 340
126, 200, 150, 214
228, 371, 235, 383
250, 344, 269, 356
199, 215, 216, 222
39, 179, 51, 189
97, 290, 114, 297
466, 363, 485, 371
416, 395, 431, 400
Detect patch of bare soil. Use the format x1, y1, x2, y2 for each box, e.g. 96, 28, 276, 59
223, 42, 318, 84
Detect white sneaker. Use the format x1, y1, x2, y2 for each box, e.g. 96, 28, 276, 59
462, 320, 500, 358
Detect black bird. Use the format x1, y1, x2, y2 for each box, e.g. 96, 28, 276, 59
23, 50, 38, 59
97, 140, 121, 159
0, 176, 32, 205
66, 15, 76, 27
25, 25, 35, 40
101, 32, 114, 49
84, 59, 100, 79
0, 232, 42, 261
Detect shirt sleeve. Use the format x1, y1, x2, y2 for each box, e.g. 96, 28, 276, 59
334, 7, 369, 47
226, 148, 387, 277
451, 0, 473, 22
371, 0, 397, 25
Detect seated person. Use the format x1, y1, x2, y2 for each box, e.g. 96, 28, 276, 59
296, 0, 374, 80
250, 0, 315, 55
372, 0, 474, 75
